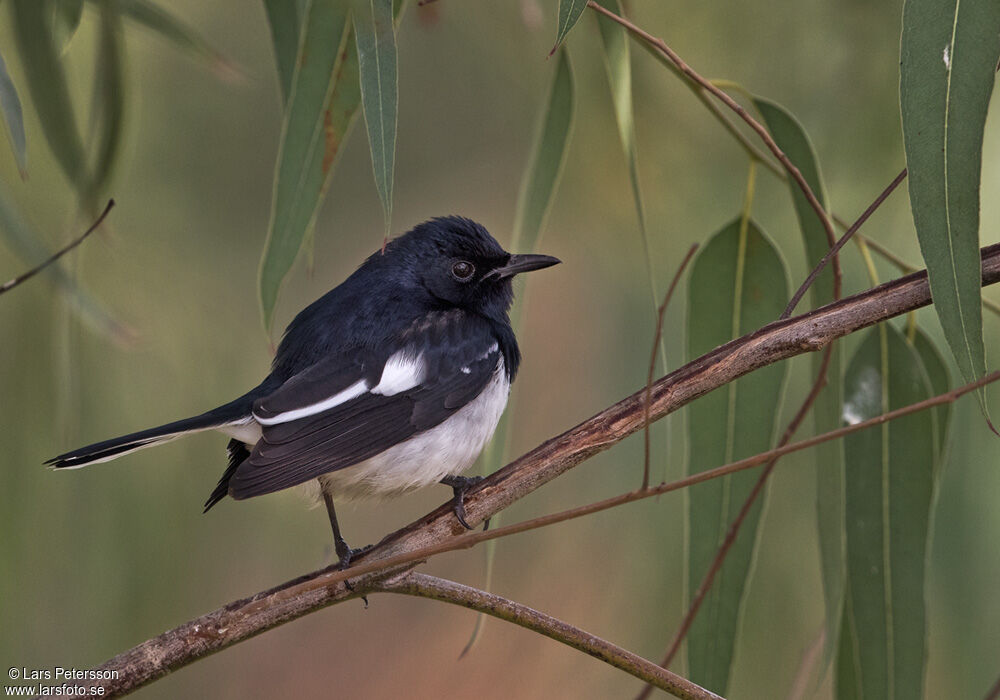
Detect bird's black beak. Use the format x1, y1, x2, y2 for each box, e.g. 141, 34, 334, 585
488, 253, 561, 280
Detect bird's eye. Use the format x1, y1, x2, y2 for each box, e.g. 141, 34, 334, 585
451, 260, 475, 281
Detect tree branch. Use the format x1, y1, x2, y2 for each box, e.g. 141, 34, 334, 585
376, 572, 724, 700
62, 243, 1000, 697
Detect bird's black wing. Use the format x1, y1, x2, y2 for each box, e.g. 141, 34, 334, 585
227, 314, 502, 500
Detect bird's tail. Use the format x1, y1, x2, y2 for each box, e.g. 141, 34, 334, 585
46, 391, 261, 469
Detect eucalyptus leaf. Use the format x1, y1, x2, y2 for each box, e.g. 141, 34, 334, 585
464, 46, 576, 654
51, 0, 84, 54
686, 218, 789, 694
552, 0, 587, 54
258, 0, 353, 330
91, 0, 125, 195
114, 0, 241, 80
11, 0, 90, 193
258, 0, 405, 331
835, 325, 935, 700
353, 0, 398, 236
756, 96, 845, 677
262, 0, 303, 103
909, 328, 952, 471
0, 50, 27, 176
900, 0, 1000, 411
511, 47, 574, 257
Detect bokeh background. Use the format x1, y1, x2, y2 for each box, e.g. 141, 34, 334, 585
2, 1, 999, 698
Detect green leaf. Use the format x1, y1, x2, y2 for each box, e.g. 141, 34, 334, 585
835, 325, 935, 700
353, 0, 398, 236
258, 0, 405, 330
756, 96, 846, 677
11, 0, 90, 193
686, 218, 789, 694
114, 0, 242, 81
552, 0, 587, 54
262, 0, 304, 103
511, 47, 574, 255
909, 328, 952, 470
91, 0, 125, 196
0, 50, 28, 176
51, 0, 84, 54
754, 99, 832, 300
0, 187, 130, 344
258, 0, 353, 330
462, 49, 575, 653
900, 0, 1000, 404
595, 0, 643, 236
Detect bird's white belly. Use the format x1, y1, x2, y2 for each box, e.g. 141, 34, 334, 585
312, 361, 510, 502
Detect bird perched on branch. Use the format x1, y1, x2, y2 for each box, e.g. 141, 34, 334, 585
48, 217, 560, 569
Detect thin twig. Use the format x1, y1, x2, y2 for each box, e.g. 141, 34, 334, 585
61, 246, 1000, 697
377, 572, 724, 700
643, 244, 698, 489
782, 169, 907, 318
0, 199, 115, 296
586, 0, 840, 302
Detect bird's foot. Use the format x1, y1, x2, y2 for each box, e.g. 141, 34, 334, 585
440, 475, 486, 530
336, 542, 374, 571
334, 541, 374, 600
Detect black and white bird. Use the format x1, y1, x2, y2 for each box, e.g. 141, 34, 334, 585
48, 217, 559, 568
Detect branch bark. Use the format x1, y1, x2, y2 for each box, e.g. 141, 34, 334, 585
63, 243, 1000, 698
377, 572, 724, 700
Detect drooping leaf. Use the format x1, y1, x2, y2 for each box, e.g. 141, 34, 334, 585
262, 0, 304, 103
463, 48, 576, 654
594, 0, 668, 383
686, 218, 789, 694
0, 50, 28, 176
353, 0, 398, 236
51, 0, 84, 54
91, 0, 125, 196
258, 0, 405, 331
114, 0, 242, 81
552, 0, 587, 54
0, 188, 130, 344
11, 0, 90, 193
900, 0, 1000, 407
754, 99, 832, 298
835, 325, 935, 700
595, 0, 643, 237
511, 47, 574, 257
756, 97, 845, 676
258, 0, 353, 330
909, 327, 952, 471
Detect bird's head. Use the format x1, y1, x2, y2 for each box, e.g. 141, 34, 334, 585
381, 216, 560, 320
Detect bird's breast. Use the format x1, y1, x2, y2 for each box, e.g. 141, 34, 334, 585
314, 358, 510, 502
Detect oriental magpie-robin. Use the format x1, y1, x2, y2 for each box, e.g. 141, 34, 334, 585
47, 217, 559, 568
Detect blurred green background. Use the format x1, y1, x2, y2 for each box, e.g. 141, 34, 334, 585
2, 1, 999, 698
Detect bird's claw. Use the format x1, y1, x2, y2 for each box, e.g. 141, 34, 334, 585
441, 475, 484, 530
336, 543, 374, 572
337, 543, 374, 599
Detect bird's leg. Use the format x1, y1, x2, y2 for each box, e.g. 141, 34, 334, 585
440, 474, 488, 530
322, 491, 371, 570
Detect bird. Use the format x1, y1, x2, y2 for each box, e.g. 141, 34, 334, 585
47, 217, 559, 569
